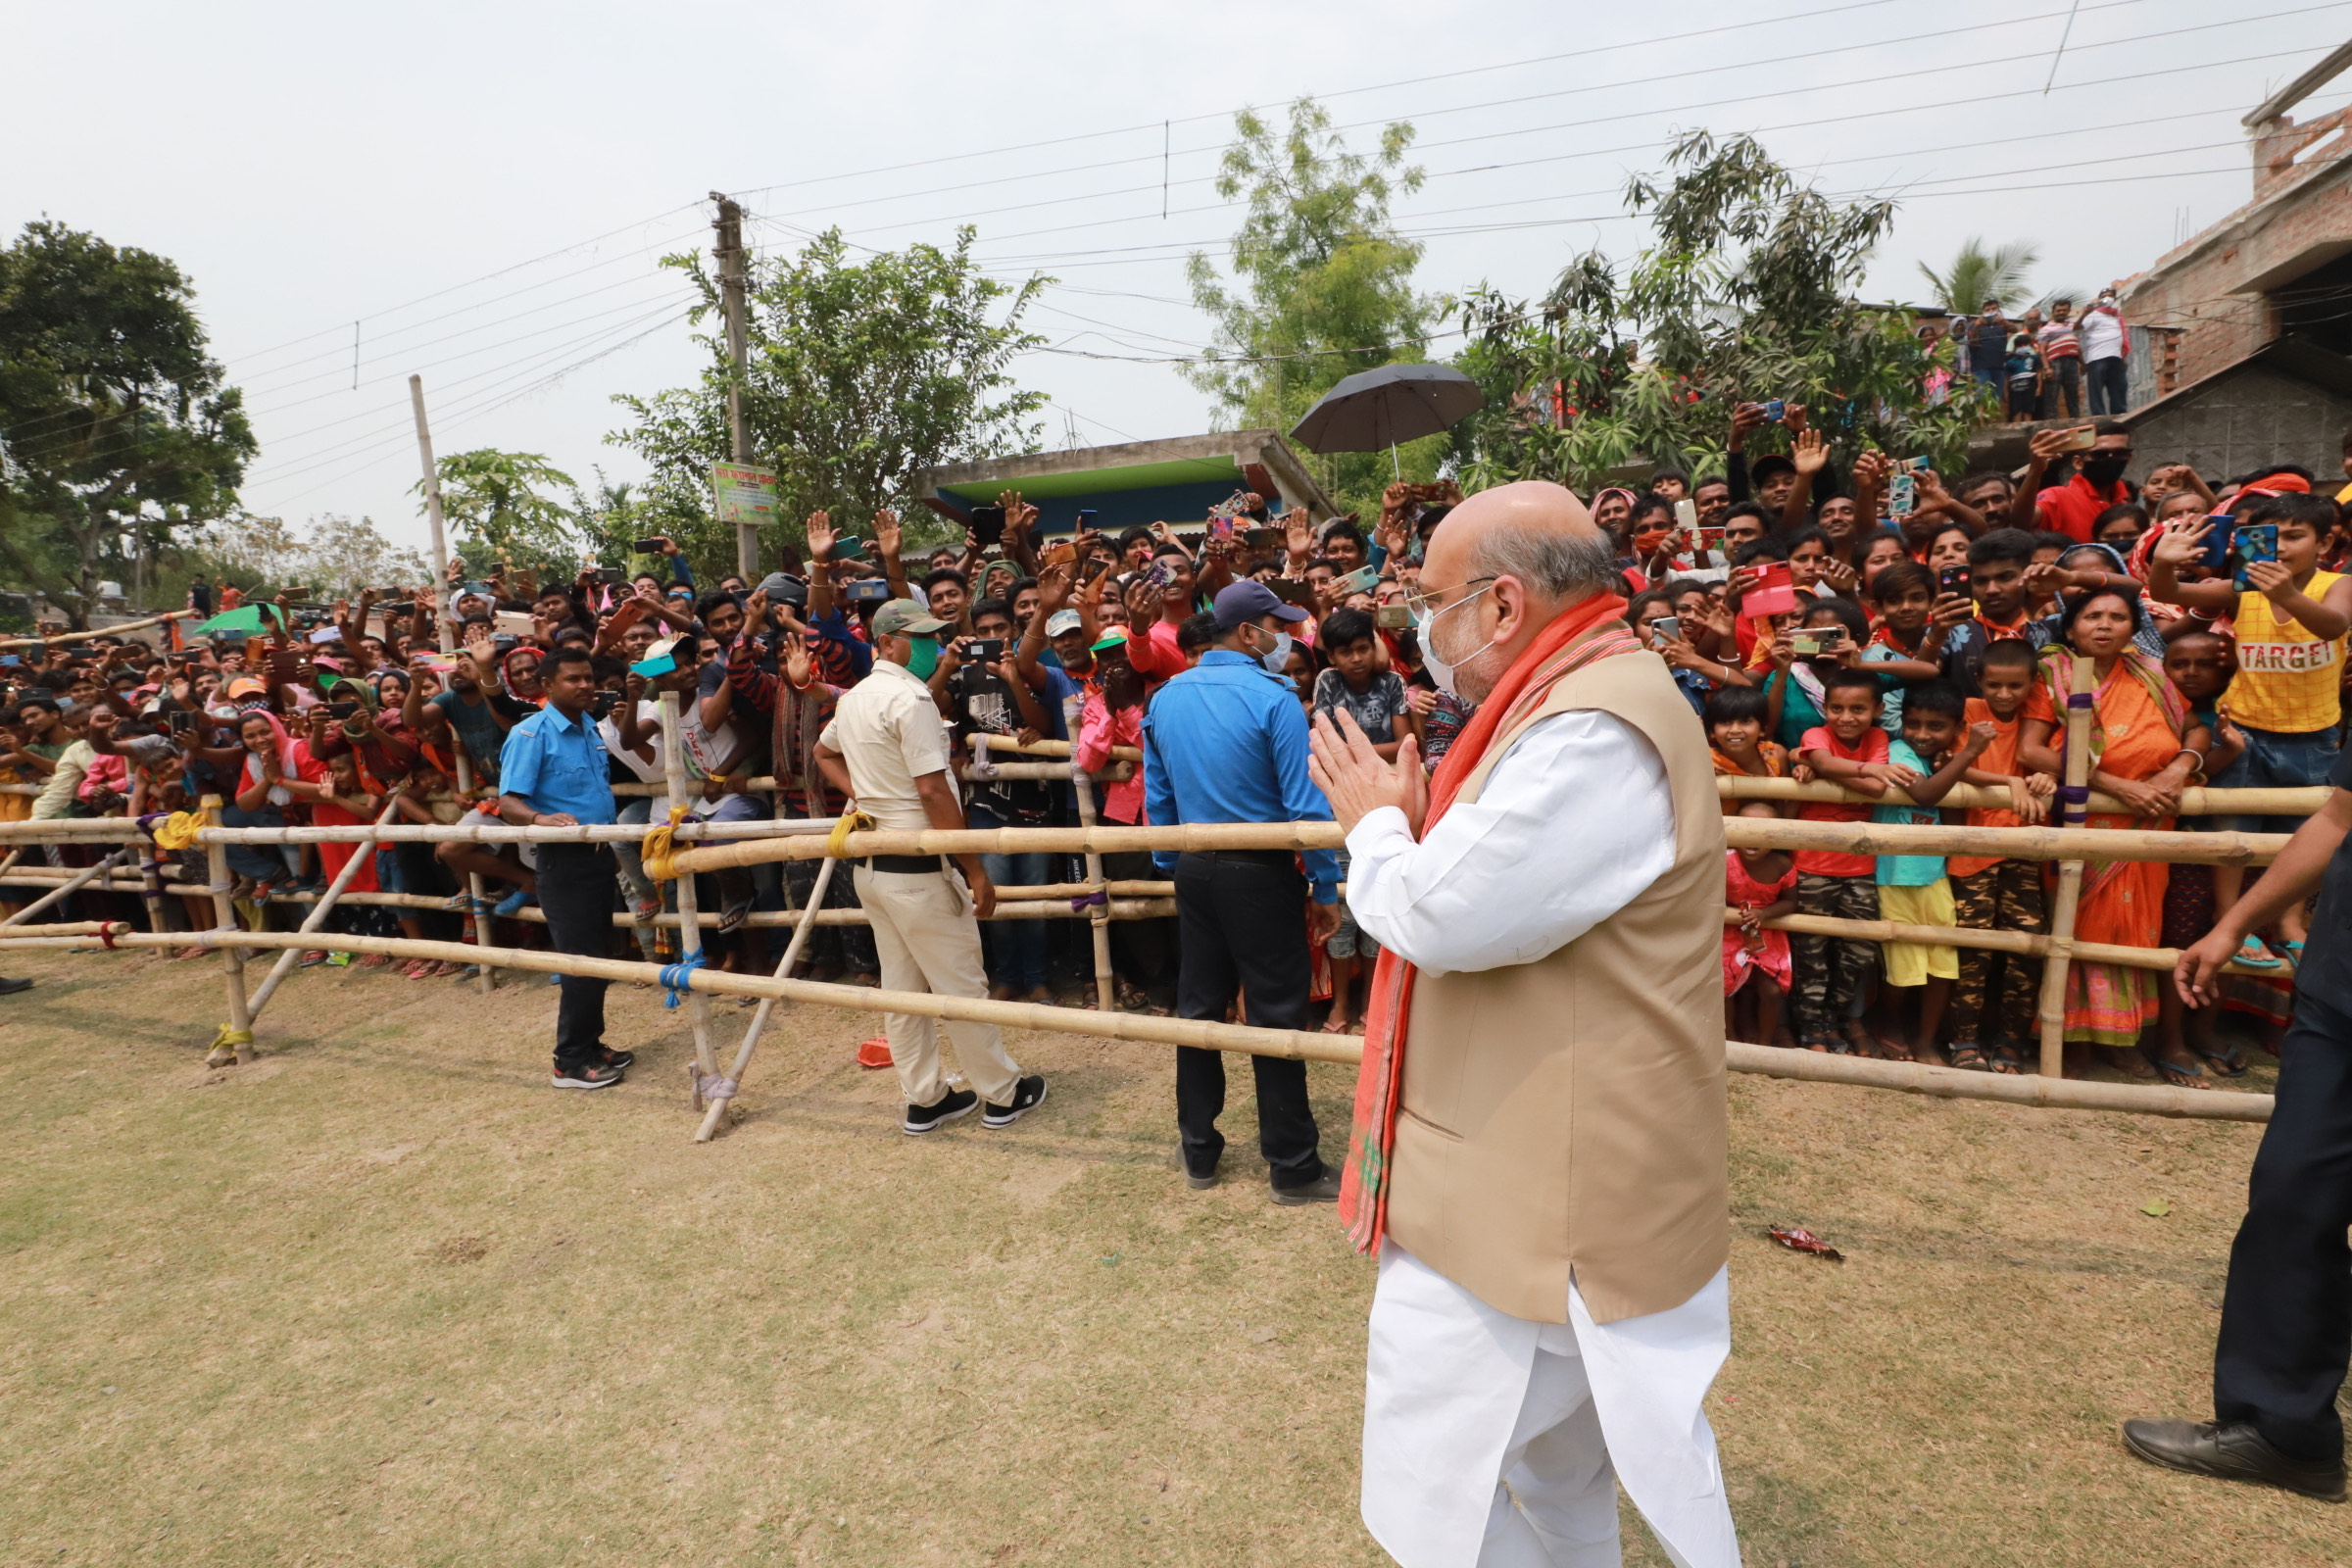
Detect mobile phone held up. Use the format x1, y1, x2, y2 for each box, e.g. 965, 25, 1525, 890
1937, 564, 1973, 598
2233, 522, 2278, 592
1374, 603, 1414, 631
1887, 471, 1917, 519
968, 505, 1006, 548
1138, 558, 1179, 595
1207, 514, 1235, 542
1743, 563, 1797, 618
2196, 513, 2236, 573
1650, 614, 1681, 644
966, 638, 1005, 663
1333, 564, 1381, 597
631, 537, 668, 554
1762, 399, 1787, 423
1788, 626, 1846, 659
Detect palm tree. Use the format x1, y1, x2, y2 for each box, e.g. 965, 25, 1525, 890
1917, 238, 2040, 314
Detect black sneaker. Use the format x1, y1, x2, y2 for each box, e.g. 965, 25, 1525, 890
594, 1048, 635, 1071
982, 1075, 1049, 1128
551, 1061, 625, 1091
1271, 1169, 1343, 1206
903, 1087, 979, 1135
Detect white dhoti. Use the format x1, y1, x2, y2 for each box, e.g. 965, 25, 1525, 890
1361, 1244, 1740, 1568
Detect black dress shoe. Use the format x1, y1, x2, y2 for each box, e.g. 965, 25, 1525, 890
2122, 1418, 2346, 1501
0, 976, 32, 996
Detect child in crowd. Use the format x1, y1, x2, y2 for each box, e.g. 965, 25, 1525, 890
2152, 629, 2250, 1075
1944, 639, 2052, 1071
1869, 682, 1990, 1063
2149, 490, 2352, 967
1935, 528, 2043, 697
1703, 686, 1789, 817
1858, 561, 1947, 734
1724, 800, 1797, 1048
1790, 667, 1901, 1054
1309, 609, 1411, 1032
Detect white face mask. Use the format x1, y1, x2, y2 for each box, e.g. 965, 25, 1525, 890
1244, 623, 1294, 675
1411, 581, 1497, 699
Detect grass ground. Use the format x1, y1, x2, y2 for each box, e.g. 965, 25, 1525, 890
0, 945, 2338, 1566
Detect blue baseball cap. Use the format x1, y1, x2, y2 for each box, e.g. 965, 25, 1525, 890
1212, 579, 1308, 631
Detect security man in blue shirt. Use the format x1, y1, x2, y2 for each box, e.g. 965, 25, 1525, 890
1144, 579, 1342, 1203
497, 644, 629, 1091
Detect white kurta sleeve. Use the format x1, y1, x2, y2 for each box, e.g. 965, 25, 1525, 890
1344, 709, 1677, 977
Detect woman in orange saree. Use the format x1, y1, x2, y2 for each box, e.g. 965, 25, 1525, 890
2021, 589, 2212, 1080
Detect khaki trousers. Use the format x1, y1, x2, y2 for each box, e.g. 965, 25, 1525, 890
854, 865, 1024, 1107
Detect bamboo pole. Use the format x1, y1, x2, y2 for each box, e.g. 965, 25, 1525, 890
123, 777, 170, 935
962, 733, 1143, 763
659, 690, 719, 1085
695, 853, 839, 1142
0, 609, 196, 651
2037, 657, 2099, 1077
0, 846, 131, 928
0, 867, 1177, 924
1722, 907, 2278, 976
0, 924, 2270, 1123
412, 373, 495, 997
199, 794, 253, 1067
1717, 775, 2328, 817
1070, 762, 1116, 1012
243, 795, 402, 1017
2, 920, 126, 937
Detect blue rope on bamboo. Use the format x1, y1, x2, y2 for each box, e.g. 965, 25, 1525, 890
658, 949, 709, 1008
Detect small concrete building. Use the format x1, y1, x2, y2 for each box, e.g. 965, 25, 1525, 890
907, 430, 1338, 537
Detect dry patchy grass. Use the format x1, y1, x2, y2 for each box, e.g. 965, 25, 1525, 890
0, 947, 2337, 1566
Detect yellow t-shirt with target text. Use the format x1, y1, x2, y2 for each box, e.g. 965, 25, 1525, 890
2230, 570, 2347, 733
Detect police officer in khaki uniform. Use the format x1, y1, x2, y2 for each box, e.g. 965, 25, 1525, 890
814, 599, 1048, 1134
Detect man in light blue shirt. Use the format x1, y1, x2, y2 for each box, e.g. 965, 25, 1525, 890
497, 645, 626, 1091
1143, 580, 1341, 1203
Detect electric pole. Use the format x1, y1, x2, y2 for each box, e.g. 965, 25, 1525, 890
710, 191, 756, 579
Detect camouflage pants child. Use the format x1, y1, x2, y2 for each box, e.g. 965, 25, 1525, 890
1790, 873, 1879, 1046
1948, 859, 2046, 1047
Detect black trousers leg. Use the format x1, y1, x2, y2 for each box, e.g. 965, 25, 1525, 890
2214, 986, 2352, 1462
536, 845, 617, 1068
1172, 854, 1324, 1187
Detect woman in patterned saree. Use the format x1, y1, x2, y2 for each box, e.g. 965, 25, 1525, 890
2019, 589, 2213, 1081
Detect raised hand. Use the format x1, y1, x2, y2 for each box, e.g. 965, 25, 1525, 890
1307, 707, 1427, 837
1792, 427, 1828, 476
806, 511, 837, 564
2149, 516, 2214, 568
1283, 507, 1315, 564
782, 631, 813, 689
873, 509, 903, 561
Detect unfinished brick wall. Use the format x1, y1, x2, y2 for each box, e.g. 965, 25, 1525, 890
2121, 361, 2352, 485
2121, 161, 2352, 388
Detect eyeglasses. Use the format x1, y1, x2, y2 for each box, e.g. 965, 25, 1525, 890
1400, 575, 1496, 619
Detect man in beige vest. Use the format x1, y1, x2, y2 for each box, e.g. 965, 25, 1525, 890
1308, 481, 1738, 1567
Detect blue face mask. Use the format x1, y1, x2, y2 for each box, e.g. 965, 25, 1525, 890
903, 636, 941, 679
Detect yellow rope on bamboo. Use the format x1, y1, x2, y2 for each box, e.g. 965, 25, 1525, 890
210, 1024, 253, 1054
640, 804, 693, 881
823, 808, 876, 858
148, 812, 204, 852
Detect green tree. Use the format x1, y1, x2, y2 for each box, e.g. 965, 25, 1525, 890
184, 512, 429, 600
414, 448, 578, 580
1916, 236, 2039, 314
612, 226, 1048, 577
1185, 99, 1444, 514
1450, 131, 1993, 496
0, 220, 255, 624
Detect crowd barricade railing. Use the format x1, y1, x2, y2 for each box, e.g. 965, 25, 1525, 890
0, 760, 2300, 1132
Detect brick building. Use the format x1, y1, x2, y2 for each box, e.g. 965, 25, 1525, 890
2119, 41, 2352, 406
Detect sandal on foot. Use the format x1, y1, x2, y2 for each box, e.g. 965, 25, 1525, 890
1949, 1046, 1992, 1071
298, 950, 329, 968
2195, 1042, 2249, 1078
2153, 1057, 2210, 1089
2231, 934, 2285, 971
2279, 940, 2305, 971
1319, 1014, 1355, 1034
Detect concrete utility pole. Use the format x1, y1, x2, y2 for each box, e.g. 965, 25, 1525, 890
710, 190, 757, 579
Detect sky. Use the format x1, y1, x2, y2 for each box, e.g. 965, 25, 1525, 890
9, 0, 2352, 558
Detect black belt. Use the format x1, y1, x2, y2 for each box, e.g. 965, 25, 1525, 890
862, 854, 946, 874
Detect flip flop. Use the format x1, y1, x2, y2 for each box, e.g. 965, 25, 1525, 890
2231, 934, 2284, 971
2195, 1042, 2249, 1078
1949, 1045, 1992, 1071
2153, 1057, 2210, 1090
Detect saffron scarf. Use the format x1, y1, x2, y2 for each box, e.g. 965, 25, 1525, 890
1338, 592, 1641, 1253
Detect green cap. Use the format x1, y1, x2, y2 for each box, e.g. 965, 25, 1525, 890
872, 598, 951, 638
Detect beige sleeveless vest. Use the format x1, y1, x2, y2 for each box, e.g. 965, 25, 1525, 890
1382, 649, 1729, 1326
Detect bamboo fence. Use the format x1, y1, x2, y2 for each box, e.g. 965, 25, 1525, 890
0, 923, 2269, 1126
0, 609, 197, 651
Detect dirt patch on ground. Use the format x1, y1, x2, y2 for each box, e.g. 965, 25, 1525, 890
0, 947, 2332, 1566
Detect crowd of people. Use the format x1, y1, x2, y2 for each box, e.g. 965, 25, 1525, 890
1925, 286, 2136, 420
2, 398, 2341, 1096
